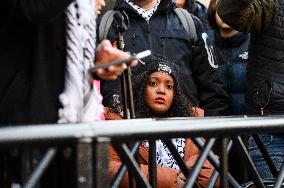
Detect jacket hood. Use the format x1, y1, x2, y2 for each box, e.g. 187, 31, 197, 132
114, 0, 176, 15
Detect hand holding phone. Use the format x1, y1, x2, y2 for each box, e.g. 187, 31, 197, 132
89, 49, 151, 74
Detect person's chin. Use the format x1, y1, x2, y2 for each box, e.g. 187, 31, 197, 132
152, 106, 167, 115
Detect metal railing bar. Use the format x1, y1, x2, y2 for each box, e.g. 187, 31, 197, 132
113, 143, 151, 188
111, 164, 127, 188
1, 117, 284, 188
132, 142, 141, 188
129, 147, 135, 188
148, 140, 157, 188
221, 137, 229, 188
274, 162, 284, 188
233, 136, 265, 188
192, 138, 241, 188
207, 140, 233, 188
184, 138, 216, 188
111, 142, 140, 188
252, 134, 279, 178
23, 148, 57, 188
1, 117, 284, 143
21, 149, 33, 183
162, 139, 190, 177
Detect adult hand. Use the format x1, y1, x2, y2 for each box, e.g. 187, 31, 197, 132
94, 40, 138, 80
188, 107, 204, 117
95, 0, 106, 15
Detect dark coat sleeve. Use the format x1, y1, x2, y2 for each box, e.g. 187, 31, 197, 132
1, 0, 73, 24
216, 0, 275, 34
191, 17, 231, 116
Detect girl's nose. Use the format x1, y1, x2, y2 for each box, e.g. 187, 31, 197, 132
156, 84, 165, 94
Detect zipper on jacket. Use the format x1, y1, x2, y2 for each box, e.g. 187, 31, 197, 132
147, 21, 151, 33
132, 35, 136, 46
161, 38, 165, 47
161, 38, 166, 56
147, 21, 153, 50
256, 87, 272, 116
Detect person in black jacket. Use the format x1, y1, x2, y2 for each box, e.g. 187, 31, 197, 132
208, 0, 250, 182
217, 0, 284, 179
100, 0, 230, 118
0, 0, 136, 187
0, 0, 134, 125
208, 0, 249, 115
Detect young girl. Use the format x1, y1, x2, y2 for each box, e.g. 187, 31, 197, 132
108, 55, 218, 188
132, 54, 204, 119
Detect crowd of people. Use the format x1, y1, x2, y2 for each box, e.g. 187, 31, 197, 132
0, 0, 284, 187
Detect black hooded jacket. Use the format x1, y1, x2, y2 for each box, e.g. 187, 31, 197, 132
214, 32, 250, 115
217, 0, 284, 115
0, 0, 72, 124
100, 0, 230, 116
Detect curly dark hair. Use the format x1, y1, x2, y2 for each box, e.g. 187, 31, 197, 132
132, 54, 193, 118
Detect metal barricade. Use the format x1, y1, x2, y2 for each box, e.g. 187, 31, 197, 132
0, 116, 283, 188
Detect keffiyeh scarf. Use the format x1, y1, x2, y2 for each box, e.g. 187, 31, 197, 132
146, 138, 185, 170
125, 0, 161, 22
58, 0, 104, 123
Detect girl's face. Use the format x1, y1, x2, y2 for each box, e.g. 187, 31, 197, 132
144, 71, 174, 116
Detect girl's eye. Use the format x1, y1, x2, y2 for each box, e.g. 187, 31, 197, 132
149, 81, 157, 86
166, 84, 173, 89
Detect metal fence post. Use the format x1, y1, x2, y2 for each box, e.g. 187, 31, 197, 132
148, 139, 157, 188
77, 137, 93, 188
221, 137, 229, 188
94, 137, 110, 188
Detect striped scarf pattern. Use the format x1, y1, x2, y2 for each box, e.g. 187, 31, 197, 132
58, 0, 104, 123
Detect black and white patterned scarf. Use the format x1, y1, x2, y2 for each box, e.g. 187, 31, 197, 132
146, 138, 185, 170
125, 0, 161, 21
58, 0, 104, 123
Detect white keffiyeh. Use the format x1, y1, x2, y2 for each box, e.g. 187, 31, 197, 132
145, 138, 185, 170
58, 0, 104, 123
125, 0, 161, 22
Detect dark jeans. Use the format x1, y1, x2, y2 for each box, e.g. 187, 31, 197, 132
248, 134, 284, 178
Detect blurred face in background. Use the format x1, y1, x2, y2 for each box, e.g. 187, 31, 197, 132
96, 0, 106, 15
215, 12, 232, 30
215, 12, 238, 37
130, 0, 157, 9
175, 0, 186, 8
145, 72, 174, 116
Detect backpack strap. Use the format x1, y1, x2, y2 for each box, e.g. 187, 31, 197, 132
174, 8, 198, 44
98, 10, 117, 43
